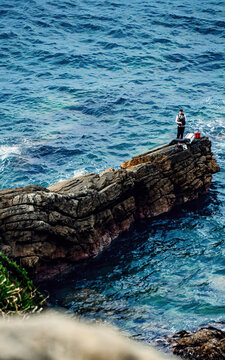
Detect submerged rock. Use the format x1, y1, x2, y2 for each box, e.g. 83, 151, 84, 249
167, 326, 225, 359
0, 312, 175, 360
0, 137, 220, 279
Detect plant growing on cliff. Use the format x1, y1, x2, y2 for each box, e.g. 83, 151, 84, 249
0, 253, 45, 315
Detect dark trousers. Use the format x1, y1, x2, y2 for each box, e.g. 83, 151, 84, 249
177, 126, 185, 139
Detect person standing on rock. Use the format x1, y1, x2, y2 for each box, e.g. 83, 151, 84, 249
176, 109, 186, 139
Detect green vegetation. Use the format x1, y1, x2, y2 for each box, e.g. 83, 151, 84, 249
0, 253, 45, 315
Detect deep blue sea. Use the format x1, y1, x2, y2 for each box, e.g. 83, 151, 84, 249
1, 0, 225, 343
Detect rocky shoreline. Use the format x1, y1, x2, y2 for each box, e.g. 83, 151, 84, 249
0, 137, 220, 280
166, 326, 225, 359
0, 137, 223, 360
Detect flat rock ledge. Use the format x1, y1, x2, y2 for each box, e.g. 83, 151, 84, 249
167, 326, 225, 359
0, 137, 220, 280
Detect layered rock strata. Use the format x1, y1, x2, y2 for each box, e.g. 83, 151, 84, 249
0, 137, 220, 279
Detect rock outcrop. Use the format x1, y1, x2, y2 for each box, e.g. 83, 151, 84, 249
167, 326, 225, 359
0, 137, 220, 279
0, 312, 176, 360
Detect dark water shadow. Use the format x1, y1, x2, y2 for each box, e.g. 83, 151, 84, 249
41, 185, 221, 302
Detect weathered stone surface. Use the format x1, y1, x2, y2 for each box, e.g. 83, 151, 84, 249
167, 326, 225, 359
0, 137, 220, 279
0, 312, 175, 360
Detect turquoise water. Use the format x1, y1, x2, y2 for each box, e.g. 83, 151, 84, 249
48, 193, 225, 341
1, 0, 225, 342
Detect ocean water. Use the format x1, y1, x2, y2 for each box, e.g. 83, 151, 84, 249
1, 0, 225, 343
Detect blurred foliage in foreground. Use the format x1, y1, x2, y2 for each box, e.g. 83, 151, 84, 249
0, 253, 45, 316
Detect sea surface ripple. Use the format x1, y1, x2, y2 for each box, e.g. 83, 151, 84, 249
1, 0, 225, 342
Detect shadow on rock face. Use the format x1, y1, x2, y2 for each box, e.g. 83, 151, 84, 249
0, 312, 176, 360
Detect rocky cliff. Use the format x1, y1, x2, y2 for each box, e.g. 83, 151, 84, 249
0, 137, 220, 279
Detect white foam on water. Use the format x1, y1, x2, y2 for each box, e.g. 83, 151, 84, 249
73, 168, 87, 178
58, 168, 87, 183
209, 276, 225, 292
0, 145, 21, 161
193, 117, 225, 138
